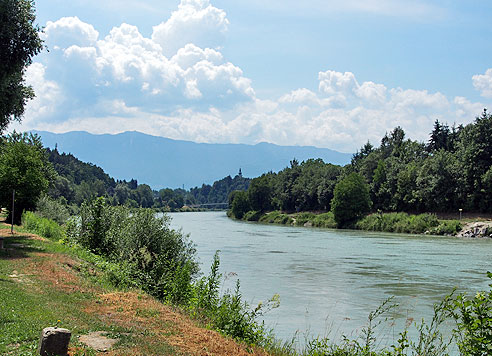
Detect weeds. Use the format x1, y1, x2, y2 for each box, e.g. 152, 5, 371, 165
21, 211, 66, 241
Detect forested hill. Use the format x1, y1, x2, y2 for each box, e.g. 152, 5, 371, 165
46, 147, 250, 209
33, 130, 352, 189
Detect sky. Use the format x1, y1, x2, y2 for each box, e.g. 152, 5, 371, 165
11, 0, 492, 153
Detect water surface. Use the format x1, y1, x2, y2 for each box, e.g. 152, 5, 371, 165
169, 211, 492, 346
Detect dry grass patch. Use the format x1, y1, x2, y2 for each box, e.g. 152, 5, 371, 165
84, 291, 271, 356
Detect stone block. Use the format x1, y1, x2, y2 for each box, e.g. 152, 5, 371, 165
38, 327, 71, 356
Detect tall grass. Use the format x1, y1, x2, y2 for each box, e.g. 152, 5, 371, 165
22, 211, 66, 241
356, 212, 461, 235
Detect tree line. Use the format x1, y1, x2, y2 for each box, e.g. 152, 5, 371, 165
0, 137, 250, 223
230, 109, 492, 225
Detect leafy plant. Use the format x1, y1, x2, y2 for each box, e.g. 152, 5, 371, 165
448, 272, 492, 356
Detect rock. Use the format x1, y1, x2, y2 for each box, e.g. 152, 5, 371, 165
79, 331, 118, 352
38, 327, 71, 356
457, 221, 492, 238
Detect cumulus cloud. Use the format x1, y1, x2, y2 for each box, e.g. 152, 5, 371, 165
472, 68, 492, 98
152, 0, 229, 57
17, 1, 489, 153
30, 14, 253, 123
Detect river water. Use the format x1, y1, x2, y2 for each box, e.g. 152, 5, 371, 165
169, 211, 492, 347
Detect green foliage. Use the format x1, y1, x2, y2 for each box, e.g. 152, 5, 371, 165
331, 173, 372, 228
0, 0, 44, 132
243, 210, 262, 221
66, 197, 198, 302
311, 212, 337, 228
355, 212, 457, 235
190, 174, 250, 205
35, 193, 70, 224
295, 212, 316, 226
429, 220, 462, 236
0, 132, 54, 224
447, 272, 492, 356
259, 211, 293, 225
231, 190, 251, 219
21, 211, 66, 241
189, 252, 278, 345
248, 174, 274, 212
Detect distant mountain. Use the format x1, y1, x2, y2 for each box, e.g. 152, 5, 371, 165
33, 131, 352, 189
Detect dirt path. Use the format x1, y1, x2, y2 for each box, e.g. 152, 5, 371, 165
1, 223, 271, 356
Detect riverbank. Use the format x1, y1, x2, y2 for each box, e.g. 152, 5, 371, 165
0, 218, 271, 356
229, 210, 492, 237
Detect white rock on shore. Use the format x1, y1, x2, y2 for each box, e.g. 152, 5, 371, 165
457, 222, 492, 238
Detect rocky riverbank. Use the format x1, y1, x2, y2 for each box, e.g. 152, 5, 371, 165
457, 221, 492, 238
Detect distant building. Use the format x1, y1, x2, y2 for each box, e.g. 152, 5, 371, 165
238, 168, 242, 177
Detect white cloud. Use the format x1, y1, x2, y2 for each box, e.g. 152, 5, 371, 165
29, 15, 253, 123
16, 2, 489, 153
21, 63, 62, 125
44, 16, 99, 48
472, 68, 492, 98
151, 0, 229, 57
319, 70, 358, 95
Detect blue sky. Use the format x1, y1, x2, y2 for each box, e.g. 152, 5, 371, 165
13, 0, 492, 152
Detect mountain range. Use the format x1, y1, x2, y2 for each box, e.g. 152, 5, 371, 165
33, 131, 352, 189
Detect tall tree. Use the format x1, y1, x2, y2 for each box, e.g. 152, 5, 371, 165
331, 173, 371, 227
0, 132, 54, 223
0, 0, 43, 132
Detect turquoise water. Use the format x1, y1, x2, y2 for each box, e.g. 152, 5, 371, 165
169, 211, 492, 347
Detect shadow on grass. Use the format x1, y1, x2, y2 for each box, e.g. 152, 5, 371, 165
0, 234, 45, 260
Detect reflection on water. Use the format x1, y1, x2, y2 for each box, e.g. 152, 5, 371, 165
169, 211, 492, 347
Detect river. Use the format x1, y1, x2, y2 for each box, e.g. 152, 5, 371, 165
169, 211, 492, 348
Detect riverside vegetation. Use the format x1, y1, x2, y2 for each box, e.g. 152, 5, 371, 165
228, 110, 492, 235
10, 198, 492, 355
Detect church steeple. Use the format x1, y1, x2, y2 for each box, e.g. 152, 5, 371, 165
238, 168, 242, 177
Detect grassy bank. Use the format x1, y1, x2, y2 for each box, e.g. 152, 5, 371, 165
230, 210, 463, 236
6, 208, 492, 356
1, 214, 276, 356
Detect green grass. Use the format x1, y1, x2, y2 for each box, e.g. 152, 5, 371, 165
0, 230, 176, 356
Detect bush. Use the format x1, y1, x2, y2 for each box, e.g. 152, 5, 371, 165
190, 252, 278, 344
448, 272, 492, 355
294, 212, 315, 226
21, 211, 66, 241
429, 220, 462, 235
356, 212, 443, 234
259, 211, 293, 225
243, 210, 262, 221
331, 173, 372, 228
35, 193, 70, 224
66, 197, 198, 304
311, 212, 337, 228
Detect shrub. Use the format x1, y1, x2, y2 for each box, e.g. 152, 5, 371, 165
448, 272, 492, 355
430, 220, 462, 235
294, 212, 315, 226
190, 252, 278, 345
243, 210, 262, 221
311, 212, 337, 228
331, 173, 372, 228
66, 197, 198, 304
35, 193, 70, 225
21, 211, 66, 241
259, 211, 293, 225
357, 212, 444, 234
